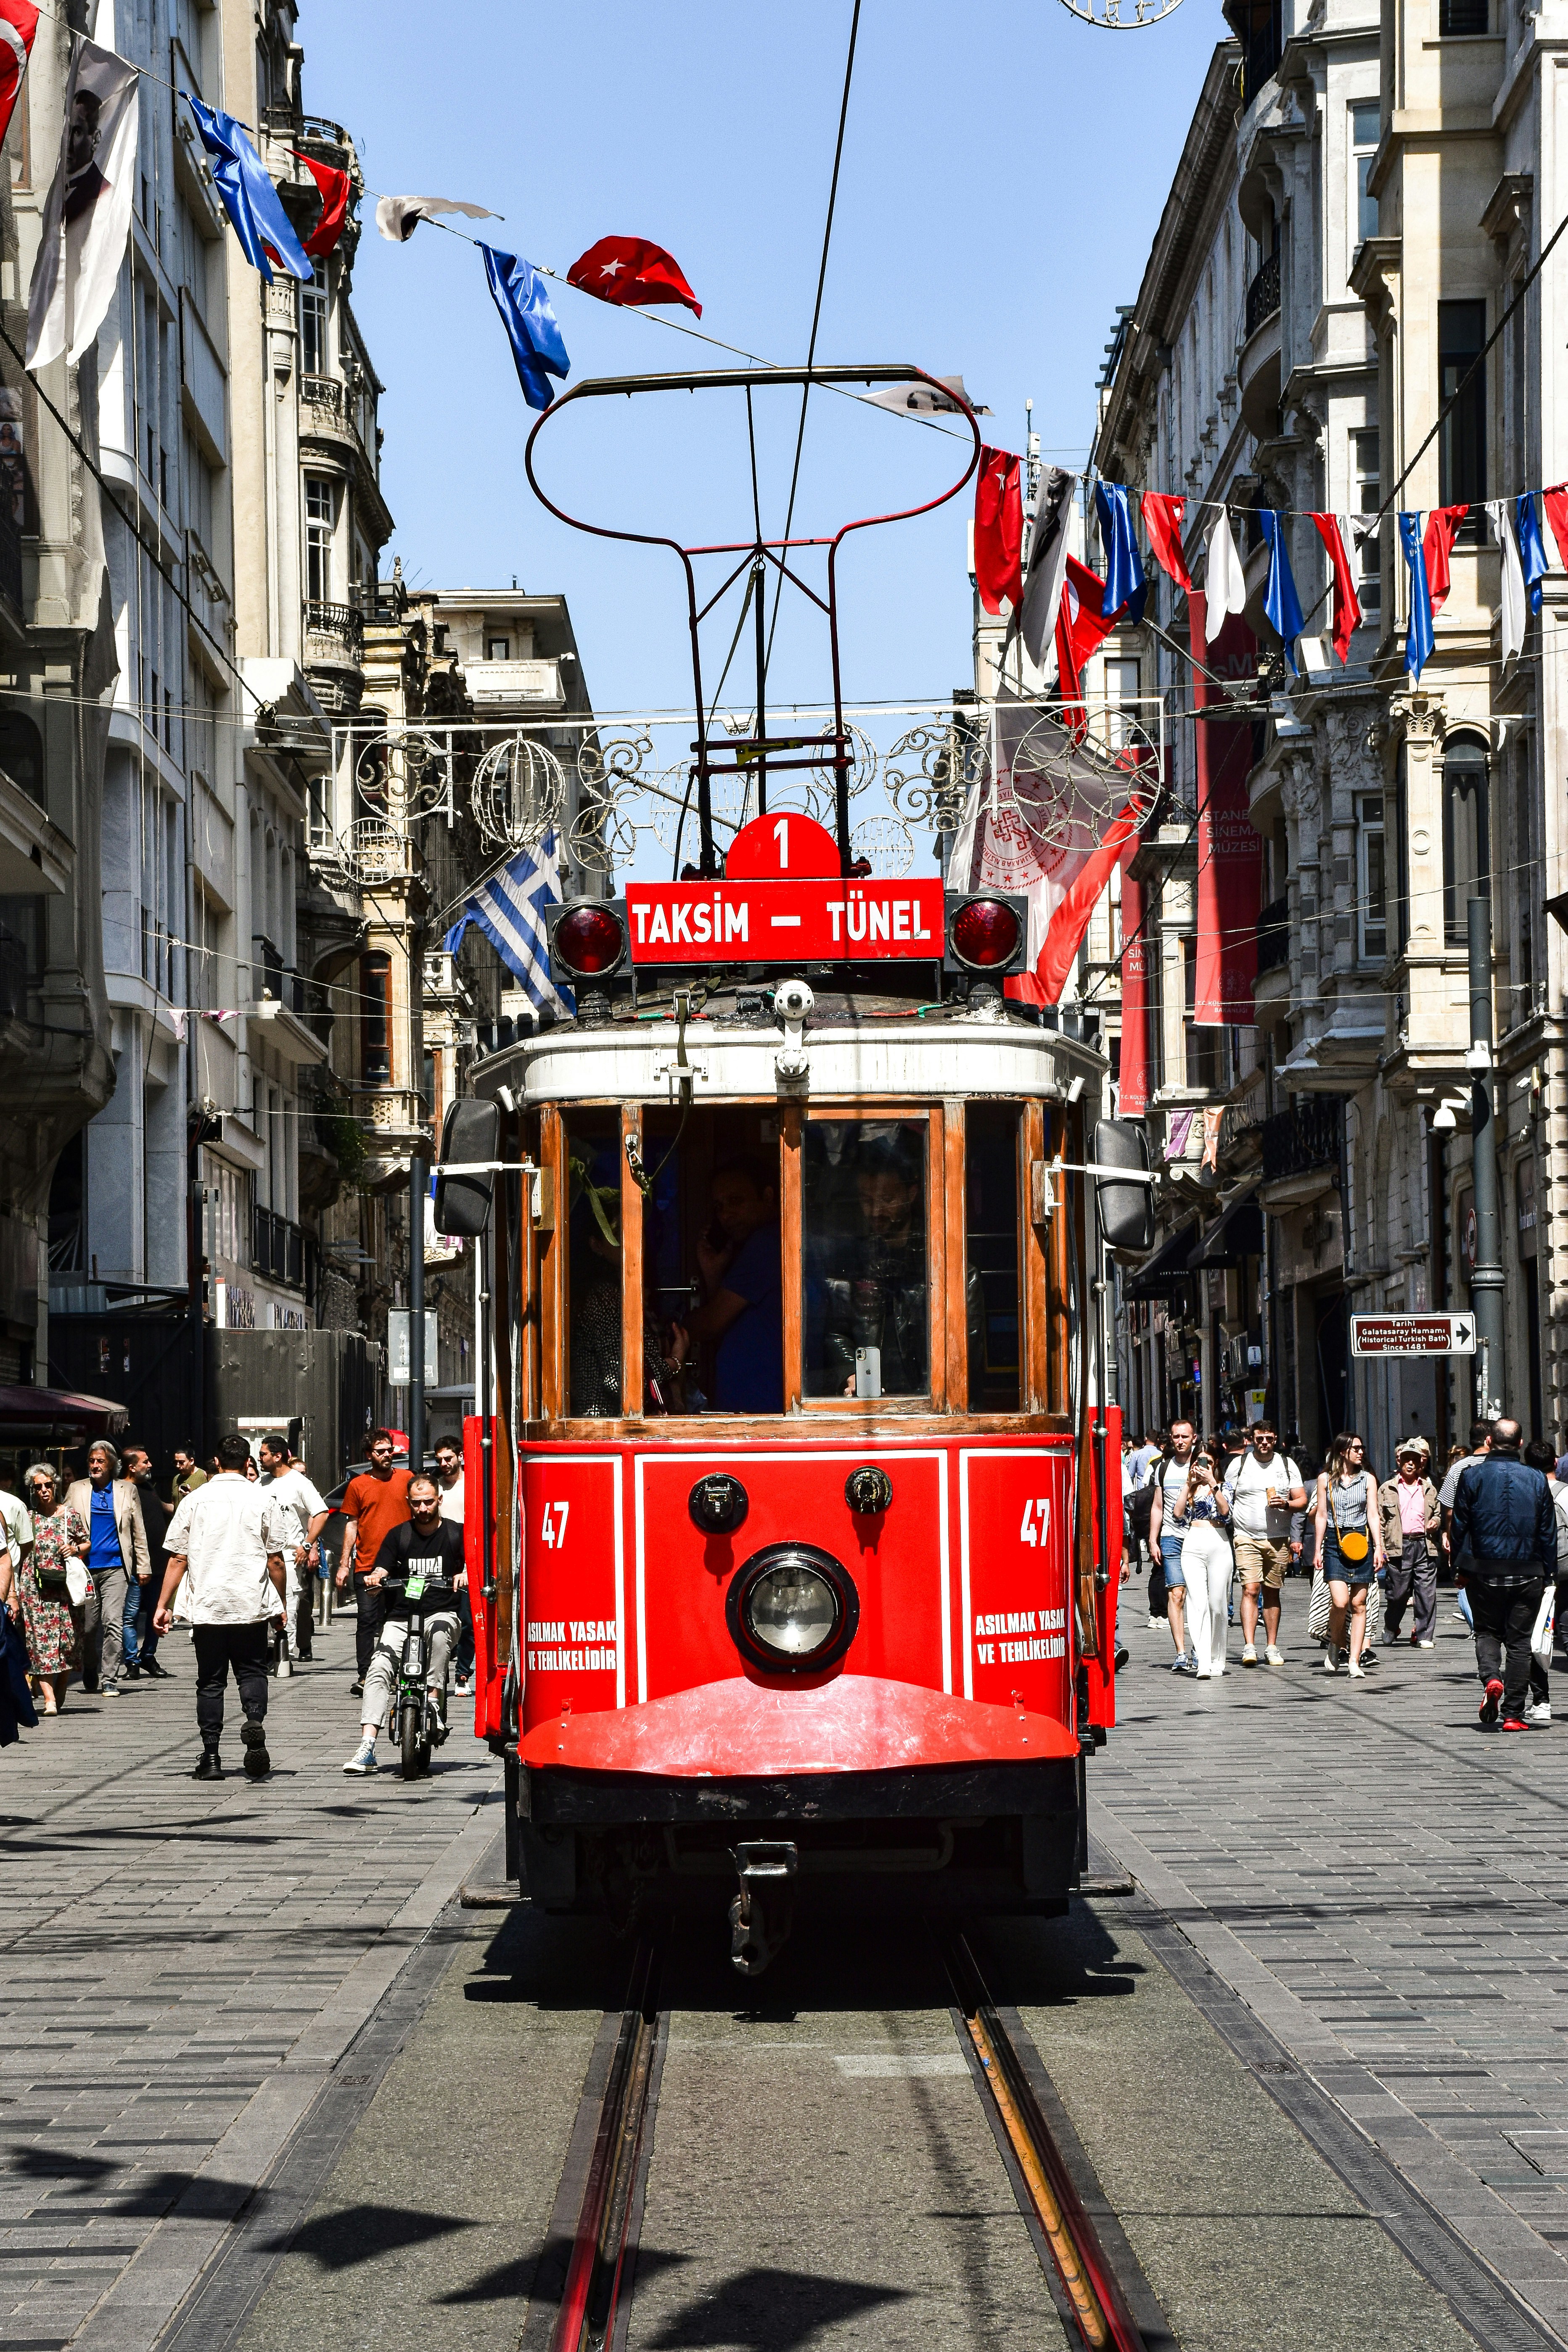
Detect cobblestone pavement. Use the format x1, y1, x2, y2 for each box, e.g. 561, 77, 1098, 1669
0, 1611, 501, 2352
1094, 1591, 1568, 2347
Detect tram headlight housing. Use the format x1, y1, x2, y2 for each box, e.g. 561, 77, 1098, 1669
727, 1542, 859, 1674
944, 891, 1028, 975
548, 897, 628, 983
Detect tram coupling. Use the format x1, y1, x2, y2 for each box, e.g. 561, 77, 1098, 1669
728, 1839, 799, 1975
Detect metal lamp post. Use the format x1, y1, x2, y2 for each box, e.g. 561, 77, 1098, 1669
1467, 896, 1504, 1420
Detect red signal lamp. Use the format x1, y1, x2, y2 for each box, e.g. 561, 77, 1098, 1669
947, 895, 1023, 971
553, 900, 627, 979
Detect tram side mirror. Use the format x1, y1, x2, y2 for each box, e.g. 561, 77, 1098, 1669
433, 1097, 500, 1239
1093, 1119, 1154, 1253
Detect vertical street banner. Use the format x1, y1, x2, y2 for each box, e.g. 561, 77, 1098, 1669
1190, 591, 1261, 1024
1118, 835, 1150, 1115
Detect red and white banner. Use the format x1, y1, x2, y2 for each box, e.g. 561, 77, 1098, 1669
1117, 837, 1150, 1116
1190, 589, 1261, 1025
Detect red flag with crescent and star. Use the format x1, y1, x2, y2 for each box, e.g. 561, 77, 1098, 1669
0, 0, 37, 153
566, 235, 701, 317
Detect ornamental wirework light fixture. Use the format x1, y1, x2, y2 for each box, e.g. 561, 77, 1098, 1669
1058, 0, 1183, 28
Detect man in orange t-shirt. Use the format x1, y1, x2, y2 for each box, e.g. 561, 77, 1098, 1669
336, 1430, 413, 1693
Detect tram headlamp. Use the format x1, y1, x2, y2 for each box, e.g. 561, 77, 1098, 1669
550, 898, 627, 981
946, 893, 1026, 973
727, 1542, 859, 1674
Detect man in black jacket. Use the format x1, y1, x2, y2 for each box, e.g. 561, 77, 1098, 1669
1452, 1418, 1557, 1731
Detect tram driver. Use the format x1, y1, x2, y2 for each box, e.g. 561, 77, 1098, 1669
684, 1159, 784, 1413
812, 1128, 930, 1398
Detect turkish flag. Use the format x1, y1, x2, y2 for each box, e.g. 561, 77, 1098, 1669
974, 447, 1024, 616
294, 151, 352, 260
1054, 555, 1116, 704
1142, 492, 1191, 590
0, 1, 37, 154
1309, 513, 1362, 663
566, 235, 701, 317
1544, 484, 1568, 570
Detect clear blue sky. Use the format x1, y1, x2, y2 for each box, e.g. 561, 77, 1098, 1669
304, 0, 1222, 728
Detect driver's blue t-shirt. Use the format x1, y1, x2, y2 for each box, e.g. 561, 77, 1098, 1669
715, 1224, 783, 1413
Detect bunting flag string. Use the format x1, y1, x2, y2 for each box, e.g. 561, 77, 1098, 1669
1310, 514, 1361, 662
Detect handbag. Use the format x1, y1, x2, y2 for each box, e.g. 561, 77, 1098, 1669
1532, 1586, 1555, 1669
1308, 1568, 1332, 1638
1328, 1475, 1370, 1564
65, 1559, 89, 1608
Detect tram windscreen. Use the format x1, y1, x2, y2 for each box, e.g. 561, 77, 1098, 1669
564, 1109, 625, 1417
640, 1105, 784, 1414
966, 1102, 1022, 1412
802, 1119, 931, 1399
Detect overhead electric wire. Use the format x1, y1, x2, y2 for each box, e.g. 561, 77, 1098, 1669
762, 0, 865, 687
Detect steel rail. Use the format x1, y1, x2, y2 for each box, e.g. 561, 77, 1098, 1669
549, 1937, 664, 2352
946, 1933, 1148, 2352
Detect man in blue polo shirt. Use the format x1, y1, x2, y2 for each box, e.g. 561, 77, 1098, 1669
686, 1160, 783, 1412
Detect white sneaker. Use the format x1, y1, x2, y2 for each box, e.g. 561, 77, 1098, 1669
1322, 1652, 1337, 1675
1193, 1665, 1211, 1678
1265, 1644, 1285, 1667
1348, 1662, 1365, 1678
342, 1738, 378, 1775
1527, 1702, 1552, 1726
1418, 1639, 1436, 1649
1241, 1644, 1257, 1666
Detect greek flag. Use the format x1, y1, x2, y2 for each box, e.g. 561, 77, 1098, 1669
442, 835, 574, 1015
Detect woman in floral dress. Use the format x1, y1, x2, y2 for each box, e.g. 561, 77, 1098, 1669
20, 1463, 89, 1714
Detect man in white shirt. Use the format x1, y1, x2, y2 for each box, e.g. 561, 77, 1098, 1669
154, 1432, 289, 1782
258, 1433, 328, 1668
1224, 1418, 1307, 1668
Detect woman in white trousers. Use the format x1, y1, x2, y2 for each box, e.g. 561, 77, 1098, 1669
1172, 1453, 1233, 1677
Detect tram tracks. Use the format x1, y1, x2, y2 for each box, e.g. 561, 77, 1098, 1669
546, 1920, 1150, 2352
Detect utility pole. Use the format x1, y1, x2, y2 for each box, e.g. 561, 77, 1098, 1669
409, 1150, 426, 1469
1467, 896, 1504, 1420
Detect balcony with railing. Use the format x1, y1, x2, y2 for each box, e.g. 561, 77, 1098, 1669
1245, 251, 1280, 340
252, 1205, 309, 1292
1260, 1095, 1345, 1187
1240, 249, 1283, 436
1256, 893, 1290, 975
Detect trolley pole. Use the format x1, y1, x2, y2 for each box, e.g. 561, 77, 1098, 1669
1467, 896, 1504, 1421
409, 1150, 426, 1472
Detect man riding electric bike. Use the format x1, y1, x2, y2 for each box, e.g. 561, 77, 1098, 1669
342, 1475, 465, 1777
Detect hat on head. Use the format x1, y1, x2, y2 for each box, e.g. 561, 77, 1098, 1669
1396, 1436, 1430, 1460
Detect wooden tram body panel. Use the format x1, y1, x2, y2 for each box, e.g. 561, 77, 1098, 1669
460, 1008, 1117, 1907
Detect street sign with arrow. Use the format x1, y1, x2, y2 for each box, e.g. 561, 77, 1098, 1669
1350, 1314, 1476, 1358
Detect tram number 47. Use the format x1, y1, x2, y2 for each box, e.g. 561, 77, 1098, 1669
537, 1501, 570, 1548
1019, 1499, 1051, 1546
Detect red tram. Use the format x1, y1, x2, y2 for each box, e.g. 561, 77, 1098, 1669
432, 365, 1148, 1969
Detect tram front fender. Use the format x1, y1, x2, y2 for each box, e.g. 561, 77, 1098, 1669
518, 1672, 1078, 1777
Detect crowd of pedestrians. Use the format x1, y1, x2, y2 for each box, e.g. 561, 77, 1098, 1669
1126, 1412, 1568, 1726
0, 1424, 476, 1775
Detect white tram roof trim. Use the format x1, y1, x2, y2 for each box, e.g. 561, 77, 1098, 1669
478, 1017, 1107, 1107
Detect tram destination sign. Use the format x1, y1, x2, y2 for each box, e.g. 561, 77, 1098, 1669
1350, 1313, 1476, 1358
623, 876, 947, 966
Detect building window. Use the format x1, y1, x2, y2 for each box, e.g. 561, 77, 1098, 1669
1353, 429, 1381, 616
1441, 740, 1490, 945
304, 477, 334, 602
1440, 0, 1487, 28
1438, 300, 1486, 510
1356, 794, 1386, 962
486, 634, 509, 662
360, 950, 391, 1084
299, 267, 327, 377
1351, 102, 1379, 246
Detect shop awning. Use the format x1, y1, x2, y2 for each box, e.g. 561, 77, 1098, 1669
1190, 1192, 1264, 1268
1120, 1222, 1200, 1301
0, 1384, 129, 1434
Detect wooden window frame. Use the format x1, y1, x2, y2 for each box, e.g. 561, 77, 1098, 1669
792, 1103, 946, 1416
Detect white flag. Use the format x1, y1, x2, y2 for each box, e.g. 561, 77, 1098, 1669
1486, 499, 1526, 664
375, 193, 496, 243
26, 40, 139, 370
1203, 510, 1248, 642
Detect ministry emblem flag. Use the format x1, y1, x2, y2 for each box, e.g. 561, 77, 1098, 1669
26, 38, 138, 369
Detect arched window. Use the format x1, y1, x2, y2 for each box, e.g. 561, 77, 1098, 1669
1441, 735, 1490, 945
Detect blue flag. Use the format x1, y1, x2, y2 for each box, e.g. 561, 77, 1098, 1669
480, 246, 570, 411
1094, 482, 1147, 625
1258, 510, 1304, 674
1516, 492, 1549, 613
443, 835, 574, 1014
1398, 512, 1434, 684
183, 96, 312, 285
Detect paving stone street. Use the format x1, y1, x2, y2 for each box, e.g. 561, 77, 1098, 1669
0, 1611, 500, 2352
1095, 1588, 1568, 2347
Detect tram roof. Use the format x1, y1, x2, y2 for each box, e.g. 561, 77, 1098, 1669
473, 988, 1108, 1110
